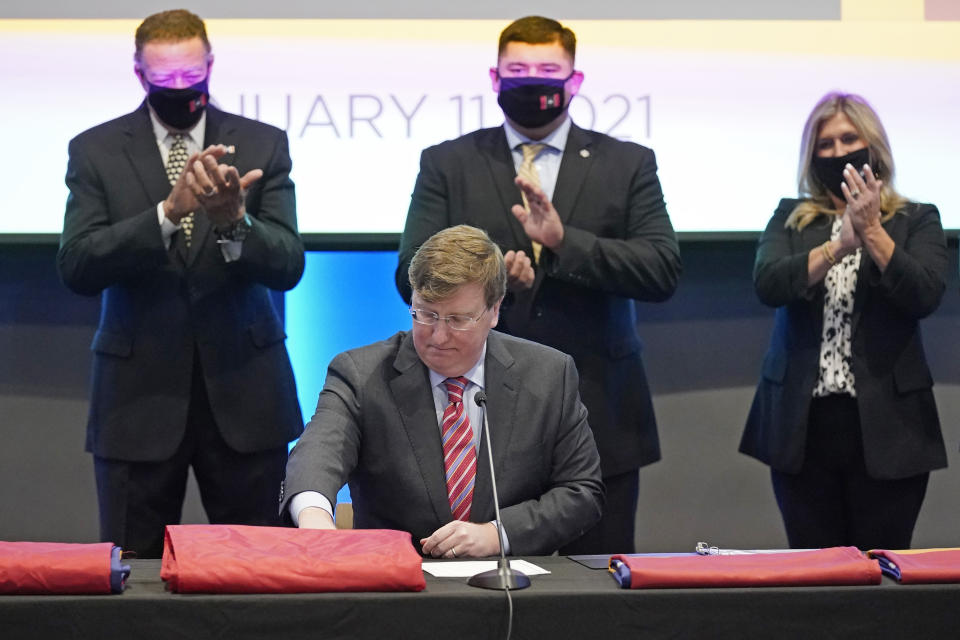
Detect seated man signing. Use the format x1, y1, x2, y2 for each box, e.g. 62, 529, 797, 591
281, 225, 603, 557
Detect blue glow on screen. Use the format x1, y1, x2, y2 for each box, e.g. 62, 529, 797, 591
285, 251, 411, 504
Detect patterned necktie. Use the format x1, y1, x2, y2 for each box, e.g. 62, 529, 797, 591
441, 377, 476, 521
164, 134, 194, 247
517, 143, 546, 263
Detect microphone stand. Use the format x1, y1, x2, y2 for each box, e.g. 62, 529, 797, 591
467, 391, 531, 590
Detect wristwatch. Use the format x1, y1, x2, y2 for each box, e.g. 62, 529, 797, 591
216, 214, 252, 243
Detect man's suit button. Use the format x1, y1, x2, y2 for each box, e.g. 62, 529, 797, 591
534, 306, 543, 318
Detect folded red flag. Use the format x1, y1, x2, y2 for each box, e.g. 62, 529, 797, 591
609, 546, 881, 588
160, 525, 426, 593
868, 548, 960, 584
0, 541, 125, 594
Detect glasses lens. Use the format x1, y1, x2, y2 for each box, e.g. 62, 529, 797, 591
411, 308, 437, 325
447, 315, 473, 331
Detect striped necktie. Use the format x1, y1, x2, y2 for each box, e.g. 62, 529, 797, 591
165, 134, 194, 247
517, 143, 546, 263
442, 376, 476, 521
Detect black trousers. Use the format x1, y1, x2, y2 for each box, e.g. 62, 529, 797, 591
772, 394, 929, 551
559, 469, 639, 555
94, 354, 289, 558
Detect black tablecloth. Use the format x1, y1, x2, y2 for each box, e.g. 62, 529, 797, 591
3, 556, 960, 639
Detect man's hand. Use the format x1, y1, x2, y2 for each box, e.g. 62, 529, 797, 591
420, 521, 501, 559
511, 175, 564, 249
187, 145, 263, 229
297, 506, 337, 530
162, 145, 230, 223
504, 249, 535, 291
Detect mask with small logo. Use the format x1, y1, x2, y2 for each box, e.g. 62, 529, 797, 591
147, 79, 209, 130
497, 74, 572, 129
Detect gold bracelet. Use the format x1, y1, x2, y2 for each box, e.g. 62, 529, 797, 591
821, 241, 837, 266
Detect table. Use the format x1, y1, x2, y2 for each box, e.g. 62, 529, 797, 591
2, 556, 959, 639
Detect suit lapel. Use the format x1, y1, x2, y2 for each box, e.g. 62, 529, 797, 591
121, 104, 190, 264
478, 128, 533, 253
123, 104, 172, 219
552, 123, 595, 227
851, 213, 901, 331
471, 332, 519, 521
798, 215, 833, 256
851, 247, 872, 333
389, 333, 451, 523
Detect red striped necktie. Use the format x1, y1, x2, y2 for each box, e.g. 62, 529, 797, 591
442, 376, 476, 521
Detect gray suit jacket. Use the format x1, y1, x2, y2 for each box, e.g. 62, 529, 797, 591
281, 330, 604, 556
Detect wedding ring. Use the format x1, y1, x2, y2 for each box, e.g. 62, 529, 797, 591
203, 187, 216, 197
451, 548, 457, 558
850, 189, 861, 199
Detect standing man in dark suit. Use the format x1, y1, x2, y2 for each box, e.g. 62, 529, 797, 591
395, 16, 680, 554
284, 225, 603, 557
57, 10, 304, 558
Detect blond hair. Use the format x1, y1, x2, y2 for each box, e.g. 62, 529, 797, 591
408, 225, 506, 308
787, 91, 906, 230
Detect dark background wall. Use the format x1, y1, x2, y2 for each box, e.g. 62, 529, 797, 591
3, 240, 959, 550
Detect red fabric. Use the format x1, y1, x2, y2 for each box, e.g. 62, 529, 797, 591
611, 547, 881, 589
0, 541, 114, 594
870, 549, 960, 584
160, 525, 426, 593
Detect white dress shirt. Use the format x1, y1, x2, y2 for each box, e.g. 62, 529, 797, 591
503, 115, 573, 201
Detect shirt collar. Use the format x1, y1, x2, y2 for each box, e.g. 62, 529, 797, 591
503, 115, 572, 154
428, 342, 487, 391
148, 106, 206, 149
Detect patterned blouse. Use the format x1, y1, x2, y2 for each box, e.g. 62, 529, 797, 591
813, 216, 861, 397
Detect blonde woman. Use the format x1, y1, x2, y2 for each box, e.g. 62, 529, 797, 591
740, 92, 948, 550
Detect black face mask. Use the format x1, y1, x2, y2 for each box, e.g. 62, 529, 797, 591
147, 79, 209, 130
497, 74, 571, 129
811, 147, 874, 200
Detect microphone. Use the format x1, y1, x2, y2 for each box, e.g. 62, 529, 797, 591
467, 390, 531, 590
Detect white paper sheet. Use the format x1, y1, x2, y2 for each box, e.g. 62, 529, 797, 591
422, 559, 550, 578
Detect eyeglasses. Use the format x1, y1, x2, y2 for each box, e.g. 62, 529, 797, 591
410, 307, 487, 331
